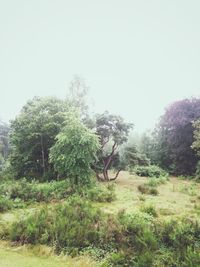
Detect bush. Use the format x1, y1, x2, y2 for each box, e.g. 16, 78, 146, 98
9, 196, 114, 253
195, 161, 200, 181
146, 176, 167, 187
138, 184, 149, 194
133, 165, 168, 178
0, 178, 72, 204
87, 183, 116, 203
138, 184, 159, 196
102, 252, 135, 267
0, 221, 10, 239
118, 212, 157, 252
2, 200, 200, 266
149, 187, 159, 195
140, 204, 158, 217
0, 197, 13, 212
101, 214, 200, 266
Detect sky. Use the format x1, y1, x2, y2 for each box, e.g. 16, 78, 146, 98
0, 0, 200, 133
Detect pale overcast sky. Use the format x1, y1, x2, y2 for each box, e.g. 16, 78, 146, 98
0, 0, 200, 132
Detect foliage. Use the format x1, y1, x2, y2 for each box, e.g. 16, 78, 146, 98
94, 111, 133, 181
122, 144, 150, 168
9, 196, 113, 254
194, 160, 200, 181
50, 113, 100, 185
9, 96, 69, 180
192, 119, 200, 155
0, 197, 13, 212
140, 204, 158, 217
102, 213, 200, 267
0, 178, 72, 204
0, 121, 10, 171
86, 183, 116, 202
133, 165, 168, 178
0, 177, 117, 210
137, 176, 167, 196
138, 184, 159, 196
2, 196, 200, 266
139, 131, 159, 165
155, 98, 200, 175
192, 120, 200, 180
146, 176, 167, 187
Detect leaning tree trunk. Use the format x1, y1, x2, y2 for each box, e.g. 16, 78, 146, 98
98, 141, 122, 181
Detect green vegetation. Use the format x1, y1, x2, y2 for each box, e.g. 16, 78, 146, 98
0, 172, 200, 266
94, 111, 132, 181
0, 197, 13, 213
0, 178, 72, 204
1, 94, 200, 266
9, 97, 69, 181
0, 241, 96, 267
50, 112, 100, 185
133, 165, 168, 178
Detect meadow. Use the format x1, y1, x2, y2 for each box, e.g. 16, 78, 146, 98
0, 171, 200, 267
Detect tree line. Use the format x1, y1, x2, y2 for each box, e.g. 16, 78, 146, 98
1, 79, 200, 183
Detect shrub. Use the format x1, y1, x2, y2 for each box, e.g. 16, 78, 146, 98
138, 195, 145, 202
0, 178, 72, 204
146, 176, 167, 187
102, 252, 135, 267
118, 212, 157, 252
138, 184, 159, 196
0, 197, 13, 212
9, 196, 114, 253
2, 200, 200, 267
87, 183, 116, 203
140, 204, 158, 217
179, 183, 198, 196
157, 218, 200, 252
195, 160, 200, 181
149, 187, 159, 195
138, 184, 149, 194
133, 165, 168, 178
0, 221, 10, 239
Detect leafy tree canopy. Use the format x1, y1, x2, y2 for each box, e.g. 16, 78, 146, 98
155, 98, 200, 175
10, 96, 69, 180
0, 121, 10, 170
49, 113, 100, 185
94, 111, 133, 181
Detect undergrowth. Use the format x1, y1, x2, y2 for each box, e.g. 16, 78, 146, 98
0, 196, 200, 266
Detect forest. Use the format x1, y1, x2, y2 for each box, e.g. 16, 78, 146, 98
0, 77, 200, 267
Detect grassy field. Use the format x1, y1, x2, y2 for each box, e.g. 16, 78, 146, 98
0, 241, 96, 267
97, 172, 200, 219
0, 171, 200, 266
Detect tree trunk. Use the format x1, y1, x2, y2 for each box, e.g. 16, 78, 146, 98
110, 169, 122, 181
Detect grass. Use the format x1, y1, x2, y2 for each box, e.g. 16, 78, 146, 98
95, 171, 200, 219
1, 171, 200, 265
0, 241, 97, 267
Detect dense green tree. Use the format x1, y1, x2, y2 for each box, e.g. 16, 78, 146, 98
139, 132, 155, 162
0, 121, 10, 170
123, 144, 150, 167
191, 119, 200, 179
192, 119, 200, 155
10, 97, 69, 180
94, 111, 133, 181
49, 113, 100, 185
155, 98, 200, 175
